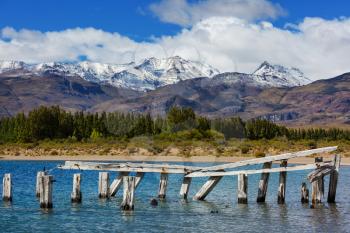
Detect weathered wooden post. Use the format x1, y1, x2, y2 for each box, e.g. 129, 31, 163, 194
110, 172, 128, 197
327, 154, 341, 203
193, 176, 222, 201
71, 173, 82, 203
179, 176, 192, 199
121, 176, 135, 210
36, 171, 46, 197
2, 173, 12, 202
98, 172, 110, 198
257, 162, 272, 203
277, 160, 287, 204
158, 173, 168, 199
40, 175, 53, 209
301, 182, 309, 203
237, 173, 248, 204
311, 157, 324, 205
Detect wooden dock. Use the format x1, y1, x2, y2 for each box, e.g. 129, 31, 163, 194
1, 146, 342, 210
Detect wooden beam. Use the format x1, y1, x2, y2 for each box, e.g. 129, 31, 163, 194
2, 173, 12, 202
71, 173, 82, 203
179, 176, 192, 199
121, 176, 135, 211
186, 162, 332, 178
257, 162, 272, 203
135, 172, 144, 188
277, 160, 287, 204
59, 161, 201, 174
98, 172, 109, 198
237, 173, 248, 204
327, 154, 341, 203
193, 176, 223, 201
158, 173, 168, 199
189, 146, 337, 173
110, 172, 128, 197
40, 175, 53, 209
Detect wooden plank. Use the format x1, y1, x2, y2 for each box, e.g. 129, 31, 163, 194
98, 172, 109, 198
327, 154, 341, 203
311, 179, 323, 204
257, 162, 272, 203
311, 158, 324, 205
158, 173, 168, 199
186, 162, 332, 178
2, 173, 12, 202
193, 176, 223, 201
190, 146, 337, 173
71, 173, 82, 203
40, 175, 53, 209
59, 161, 200, 174
301, 182, 309, 203
277, 160, 287, 204
110, 172, 128, 197
135, 172, 144, 188
179, 176, 192, 199
121, 176, 135, 210
36, 171, 46, 197
237, 173, 248, 204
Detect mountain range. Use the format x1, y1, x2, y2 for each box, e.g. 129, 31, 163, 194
0, 56, 348, 127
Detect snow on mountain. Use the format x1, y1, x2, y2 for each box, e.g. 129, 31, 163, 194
252, 61, 312, 87
0, 58, 311, 91
0, 57, 219, 91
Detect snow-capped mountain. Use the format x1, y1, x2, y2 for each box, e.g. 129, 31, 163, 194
0, 56, 219, 91
252, 61, 312, 87
0, 58, 310, 91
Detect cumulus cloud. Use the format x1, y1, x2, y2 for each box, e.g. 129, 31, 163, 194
1, 17, 350, 80
149, 0, 285, 27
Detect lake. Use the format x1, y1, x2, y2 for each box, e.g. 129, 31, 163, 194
0, 161, 349, 233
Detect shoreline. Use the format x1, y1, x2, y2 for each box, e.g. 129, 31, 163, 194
1, 154, 350, 166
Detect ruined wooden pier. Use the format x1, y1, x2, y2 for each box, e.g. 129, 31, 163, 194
1, 146, 342, 210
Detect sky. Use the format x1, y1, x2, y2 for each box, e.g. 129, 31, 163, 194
0, 0, 350, 80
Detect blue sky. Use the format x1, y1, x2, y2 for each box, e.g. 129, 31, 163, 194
0, 0, 348, 41
1, 0, 350, 80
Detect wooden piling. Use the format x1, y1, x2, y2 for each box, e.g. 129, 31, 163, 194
193, 176, 223, 201
257, 162, 272, 203
40, 175, 53, 209
71, 173, 82, 203
278, 160, 287, 204
110, 172, 128, 197
311, 179, 323, 204
36, 171, 46, 197
179, 176, 192, 199
311, 157, 324, 205
2, 173, 12, 202
121, 176, 135, 210
301, 182, 309, 203
237, 173, 248, 204
98, 172, 109, 198
158, 173, 168, 199
327, 154, 341, 203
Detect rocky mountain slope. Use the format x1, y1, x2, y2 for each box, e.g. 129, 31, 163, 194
0, 58, 311, 92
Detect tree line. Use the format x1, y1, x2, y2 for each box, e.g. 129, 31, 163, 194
0, 106, 349, 143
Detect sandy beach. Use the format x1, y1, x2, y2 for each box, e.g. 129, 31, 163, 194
1, 154, 349, 166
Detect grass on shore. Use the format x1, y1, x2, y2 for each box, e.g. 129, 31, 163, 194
0, 137, 349, 158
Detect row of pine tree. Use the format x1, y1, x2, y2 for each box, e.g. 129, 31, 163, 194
0, 106, 349, 143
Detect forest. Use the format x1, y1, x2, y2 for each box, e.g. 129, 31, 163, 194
0, 105, 349, 143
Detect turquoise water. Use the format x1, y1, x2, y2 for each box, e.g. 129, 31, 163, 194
0, 161, 349, 233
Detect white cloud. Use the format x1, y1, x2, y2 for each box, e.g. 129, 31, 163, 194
149, 0, 285, 27
1, 17, 350, 80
